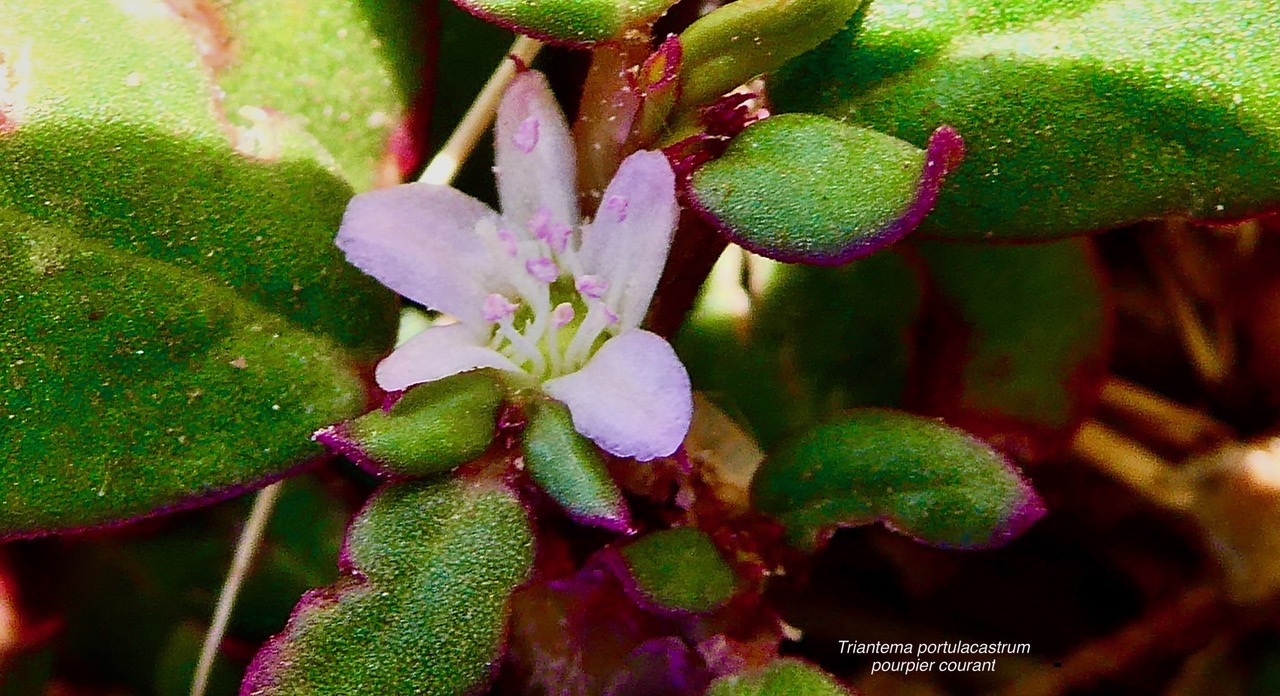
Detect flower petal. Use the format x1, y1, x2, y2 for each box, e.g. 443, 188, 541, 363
578, 150, 678, 330
542, 330, 691, 461
375, 323, 519, 391
338, 184, 501, 325
494, 70, 579, 234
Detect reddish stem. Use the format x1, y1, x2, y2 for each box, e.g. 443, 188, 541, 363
572, 36, 652, 208
646, 210, 730, 338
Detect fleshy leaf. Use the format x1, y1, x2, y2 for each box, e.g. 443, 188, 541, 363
450, 0, 676, 46
317, 371, 506, 478
522, 398, 631, 532
706, 659, 854, 696
243, 478, 535, 694
772, 0, 1280, 240
689, 114, 962, 265
0, 213, 370, 537
0, 0, 410, 535
214, 0, 427, 190
910, 239, 1110, 460
676, 0, 866, 109
615, 528, 738, 614
751, 409, 1045, 551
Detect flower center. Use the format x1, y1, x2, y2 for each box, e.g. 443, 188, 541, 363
474, 205, 625, 380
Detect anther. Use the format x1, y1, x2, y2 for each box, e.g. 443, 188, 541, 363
525, 256, 559, 283
529, 208, 571, 253
575, 274, 608, 299
552, 302, 576, 328
482, 293, 518, 322
496, 228, 519, 257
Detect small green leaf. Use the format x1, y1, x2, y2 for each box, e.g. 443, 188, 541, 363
244, 478, 535, 695
677, 0, 866, 109
706, 659, 853, 696
773, 0, 1280, 239
690, 114, 962, 265
522, 398, 631, 532
911, 239, 1109, 460
617, 527, 738, 613
451, 0, 675, 46
751, 409, 1045, 550
318, 371, 505, 478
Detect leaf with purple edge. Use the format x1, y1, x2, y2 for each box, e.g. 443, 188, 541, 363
750, 409, 1045, 551
0, 214, 371, 538
689, 114, 963, 266
522, 398, 632, 532
615, 527, 738, 614
705, 659, 854, 696
772, 0, 1280, 240
0, 0, 408, 537
316, 370, 506, 478
242, 478, 534, 695
449, 0, 676, 46
909, 239, 1110, 461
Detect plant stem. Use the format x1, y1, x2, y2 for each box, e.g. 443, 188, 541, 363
190, 481, 285, 696
1071, 420, 1196, 510
572, 36, 651, 206
419, 36, 543, 185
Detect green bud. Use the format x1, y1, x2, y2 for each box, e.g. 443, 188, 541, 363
678, 0, 867, 109
522, 399, 631, 532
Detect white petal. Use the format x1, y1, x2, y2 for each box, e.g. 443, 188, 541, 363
494, 71, 579, 234
542, 330, 692, 461
578, 150, 678, 330
337, 184, 501, 325
375, 323, 519, 391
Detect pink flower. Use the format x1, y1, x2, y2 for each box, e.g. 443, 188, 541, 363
336, 71, 691, 461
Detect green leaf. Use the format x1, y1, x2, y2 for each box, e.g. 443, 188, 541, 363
0, 0, 404, 535
751, 409, 1045, 550
450, 0, 675, 46
677, 0, 867, 109
772, 0, 1280, 240
318, 371, 505, 478
911, 239, 1109, 460
689, 114, 962, 264
244, 478, 535, 695
0, 215, 369, 535
616, 527, 738, 613
706, 659, 853, 696
522, 398, 631, 532
215, 0, 427, 190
